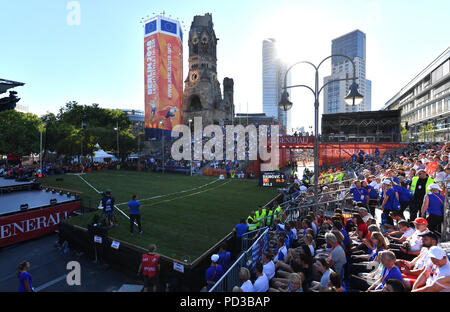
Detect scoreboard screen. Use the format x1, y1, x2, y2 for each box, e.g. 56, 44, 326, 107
262, 172, 287, 187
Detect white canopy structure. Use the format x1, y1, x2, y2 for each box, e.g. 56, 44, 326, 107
93, 149, 117, 162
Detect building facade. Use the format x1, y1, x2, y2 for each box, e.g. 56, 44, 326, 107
262, 39, 291, 133
323, 30, 372, 114
383, 47, 450, 142
183, 13, 234, 126
120, 109, 144, 137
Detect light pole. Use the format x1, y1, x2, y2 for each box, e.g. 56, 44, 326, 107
189, 118, 193, 176
279, 54, 363, 211
160, 120, 165, 174
114, 120, 119, 160
40, 119, 45, 174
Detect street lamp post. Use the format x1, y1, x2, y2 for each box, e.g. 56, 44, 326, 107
114, 121, 119, 160
160, 120, 165, 174
279, 54, 363, 211
40, 120, 44, 174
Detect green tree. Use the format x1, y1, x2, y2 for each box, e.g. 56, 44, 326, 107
0, 110, 40, 156
419, 123, 434, 142
401, 125, 409, 142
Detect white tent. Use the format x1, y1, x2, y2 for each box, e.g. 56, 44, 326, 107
93, 149, 117, 162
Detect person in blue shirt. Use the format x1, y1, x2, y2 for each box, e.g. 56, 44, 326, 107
102, 189, 117, 227
217, 243, 231, 271
420, 183, 445, 233
233, 218, 249, 254
128, 195, 142, 236
380, 180, 400, 226
368, 250, 404, 291
393, 176, 413, 219
345, 180, 369, 207
16, 261, 33, 292
205, 254, 224, 291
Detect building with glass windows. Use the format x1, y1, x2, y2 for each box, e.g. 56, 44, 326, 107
262, 38, 291, 133
383, 47, 450, 142
323, 30, 372, 114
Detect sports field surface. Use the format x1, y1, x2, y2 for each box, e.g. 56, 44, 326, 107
41, 171, 278, 261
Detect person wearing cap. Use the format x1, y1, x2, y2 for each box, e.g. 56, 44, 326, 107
367, 180, 380, 217
380, 179, 400, 226
205, 254, 224, 291
358, 207, 373, 223
420, 183, 445, 233
412, 246, 450, 292
101, 189, 117, 228
391, 218, 429, 261
397, 231, 439, 289
393, 175, 413, 219
409, 170, 434, 221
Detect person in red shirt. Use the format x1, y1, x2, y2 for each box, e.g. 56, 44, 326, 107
138, 244, 160, 292
353, 214, 369, 240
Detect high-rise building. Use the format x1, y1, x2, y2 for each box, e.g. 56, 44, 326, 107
262, 39, 291, 133
323, 30, 372, 114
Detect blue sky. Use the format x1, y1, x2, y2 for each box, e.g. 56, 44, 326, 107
1, 0, 449, 130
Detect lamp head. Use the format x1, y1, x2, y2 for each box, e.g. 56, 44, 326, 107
345, 82, 364, 106
279, 91, 293, 111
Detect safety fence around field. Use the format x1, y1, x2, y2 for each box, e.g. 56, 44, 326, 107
209, 228, 269, 292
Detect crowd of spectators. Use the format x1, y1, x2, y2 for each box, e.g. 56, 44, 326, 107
206, 142, 450, 292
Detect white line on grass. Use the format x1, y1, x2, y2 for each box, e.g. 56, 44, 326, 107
76, 174, 137, 226
115, 178, 221, 206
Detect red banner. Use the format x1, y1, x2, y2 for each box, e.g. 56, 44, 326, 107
0, 201, 81, 247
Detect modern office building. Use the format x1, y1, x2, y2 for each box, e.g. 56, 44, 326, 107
383, 47, 450, 142
323, 30, 372, 114
262, 39, 291, 133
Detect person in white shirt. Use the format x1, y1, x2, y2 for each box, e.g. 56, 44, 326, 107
274, 238, 288, 262
262, 252, 275, 281
386, 220, 415, 244
412, 246, 450, 292
253, 262, 269, 292
239, 267, 254, 292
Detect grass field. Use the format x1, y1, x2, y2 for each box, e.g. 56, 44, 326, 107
41, 170, 278, 261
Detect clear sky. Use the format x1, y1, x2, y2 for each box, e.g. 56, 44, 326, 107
1, 0, 449, 131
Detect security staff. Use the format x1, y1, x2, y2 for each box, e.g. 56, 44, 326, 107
266, 206, 274, 227
254, 205, 266, 229
409, 170, 434, 220
247, 211, 257, 231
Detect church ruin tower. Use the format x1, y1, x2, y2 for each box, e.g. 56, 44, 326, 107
183, 13, 233, 126
223, 77, 234, 121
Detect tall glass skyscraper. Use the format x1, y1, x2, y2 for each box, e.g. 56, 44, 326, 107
262, 38, 291, 133
324, 30, 372, 114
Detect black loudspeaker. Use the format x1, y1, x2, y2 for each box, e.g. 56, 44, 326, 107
20, 204, 29, 211
50, 198, 57, 205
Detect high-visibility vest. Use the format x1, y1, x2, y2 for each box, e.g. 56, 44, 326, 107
410, 177, 434, 194
255, 209, 266, 228
266, 210, 274, 226
274, 206, 282, 221
247, 216, 257, 231
141, 253, 160, 277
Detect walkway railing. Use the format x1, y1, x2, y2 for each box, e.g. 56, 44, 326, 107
209, 228, 269, 292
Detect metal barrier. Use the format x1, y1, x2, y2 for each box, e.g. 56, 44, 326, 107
241, 227, 269, 252
209, 228, 269, 292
